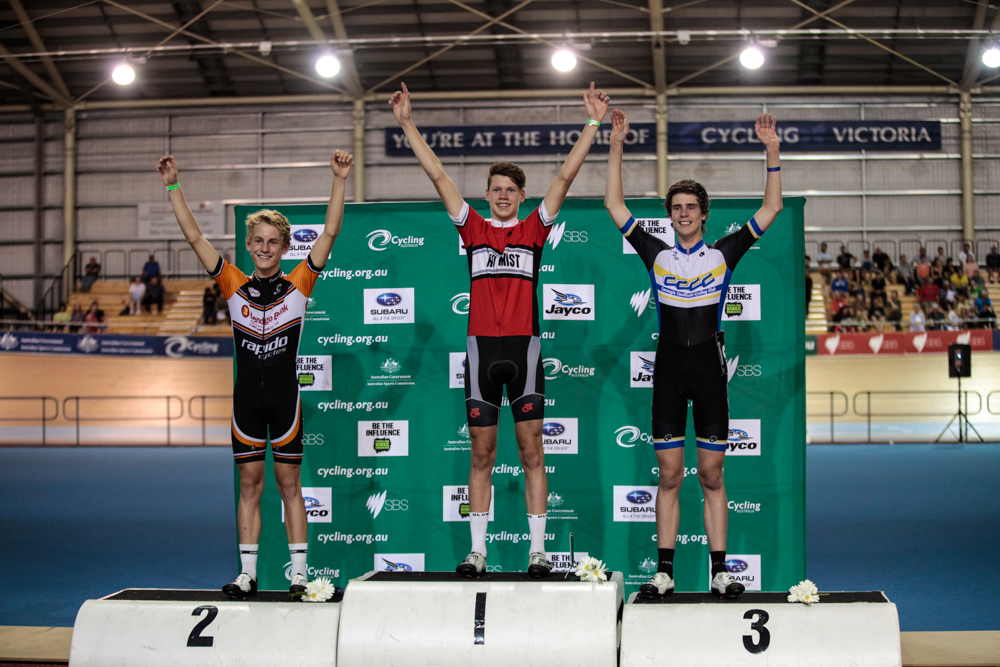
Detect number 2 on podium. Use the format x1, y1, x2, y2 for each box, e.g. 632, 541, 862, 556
187, 605, 218, 647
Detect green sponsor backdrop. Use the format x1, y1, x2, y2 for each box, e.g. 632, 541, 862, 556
234, 197, 805, 593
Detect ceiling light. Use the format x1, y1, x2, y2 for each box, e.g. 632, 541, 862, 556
740, 45, 764, 69
676, 30, 691, 45
983, 44, 1000, 68
551, 49, 577, 72
316, 54, 341, 78
112, 64, 135, 85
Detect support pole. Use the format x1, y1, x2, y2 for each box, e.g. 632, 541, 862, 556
656, 92, 668, 197
353, 98, 366, 203
62, 107, 76, 301
33, 114, 44, 307
959, 91, 974, 245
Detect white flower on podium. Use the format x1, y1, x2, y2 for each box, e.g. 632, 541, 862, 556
787, 579, 820, 604
575, 556, 608, 583
303, 577, 336, 602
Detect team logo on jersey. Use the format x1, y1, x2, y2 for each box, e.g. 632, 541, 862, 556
241, 305, 250, 318
450, 293, 470, 314
366, 229, 425, 251
543, 284, 595, 320
248, 287, 260, 297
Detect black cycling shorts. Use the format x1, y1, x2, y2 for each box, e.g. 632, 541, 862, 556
652, 331, 729, 452
465, 335, 544, 427
231, 380, 304, 465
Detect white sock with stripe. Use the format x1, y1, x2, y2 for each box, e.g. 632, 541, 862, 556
239, 543, 258, 580
470, 513, 489, 557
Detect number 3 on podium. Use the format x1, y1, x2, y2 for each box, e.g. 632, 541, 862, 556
742, 609, 770, 654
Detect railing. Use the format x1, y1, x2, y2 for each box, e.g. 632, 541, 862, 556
62, 396, 184, 446
852, 390, 982, 443
188, 395, 232, 446
76, 239, 237, 284
988, 391, 1000, 416
806, 391, 850, 443
0, 319, 178, 334
0, 396, 58, 445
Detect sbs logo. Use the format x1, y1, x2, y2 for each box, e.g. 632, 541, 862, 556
450, 293, 471, 314
630, 289, 652, 317
547, 222, 566, 249
615, 426, 652, 448
727, 355, 762, 382
302, 433, 325, 446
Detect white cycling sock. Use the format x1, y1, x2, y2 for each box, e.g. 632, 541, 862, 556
289, 542, 308, 579
239, 543, 258, 580
470, 512, 489, 557
527, 513, 547, 554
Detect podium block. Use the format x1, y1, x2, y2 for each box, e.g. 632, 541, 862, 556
69, 588, 343, 667
620, 591, 900, 667
337, 571, 625, 667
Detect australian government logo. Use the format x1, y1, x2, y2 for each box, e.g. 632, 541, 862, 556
446, 423, 472, 452
627, 556, 660, 587
368, 357, 414, 387
546, 491, 578, 521
358, 420, 409, 457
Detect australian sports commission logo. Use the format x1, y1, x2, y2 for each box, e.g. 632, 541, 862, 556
542, 284, 594, 320
543, 357, 595, 380
366, 229, 425, 251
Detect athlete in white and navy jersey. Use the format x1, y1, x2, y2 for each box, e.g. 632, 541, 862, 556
391, 81, 610, 578
605, 109, 783, 599
158, 150, 353, 600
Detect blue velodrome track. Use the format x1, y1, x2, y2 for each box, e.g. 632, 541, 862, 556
0, 444, 997, 632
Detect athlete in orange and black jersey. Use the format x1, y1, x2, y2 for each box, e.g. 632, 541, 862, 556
391, 81, 610, 578
211, 256, 320, 464
158, 150, 352, 601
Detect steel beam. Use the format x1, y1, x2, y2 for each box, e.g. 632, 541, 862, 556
8, 0, 71, 99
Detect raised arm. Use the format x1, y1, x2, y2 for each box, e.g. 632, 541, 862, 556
752, 114, 782, 232
389, 82, 464, 218
310, 150, 352, 268
604, 108, 634, 229
544, 82, 610, 216
157, 156, 220, 272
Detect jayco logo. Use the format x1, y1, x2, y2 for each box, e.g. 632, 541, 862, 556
366, 229, 425, 251
542, 284, 595, 320
542, 357, 595, 380
450, 292, 470, 314
615, 426, 653, 448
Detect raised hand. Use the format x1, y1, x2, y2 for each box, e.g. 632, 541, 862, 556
331, 150, 353, 178
389, 82, 412, 124
755, 114, 779, 151
584, 82, 610, 123
610, 108, 630, 147
156, 155, 178, 186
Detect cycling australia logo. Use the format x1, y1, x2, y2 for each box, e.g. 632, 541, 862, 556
366, 229, 425, 251
375, 553, 425, 572
542, 284, 595, 320
630, 351, 655, 387
623, 218, 674, 254
297, 355, 332, 391
363, 288, 415, 324
450, 292, 470, 314
163, 336, 220, 358
281, 487, 331, 523
615, 426, 653, 448
613, 486, 658, 522
547, 222, 567, 249
358, 420, 409, 457
368, 357, 414, 387
286, 225, 325, 260
727, 419, 761, 456
630, 288, 654, 317
443, 485, 495, 521
723, 285, 761, 320
543, 357, 596, 380
542, 418, 578, 455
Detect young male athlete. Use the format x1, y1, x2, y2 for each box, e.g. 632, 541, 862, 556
390, 82, 609, 576
157, 150, 353, 598
604, 109, 782, 598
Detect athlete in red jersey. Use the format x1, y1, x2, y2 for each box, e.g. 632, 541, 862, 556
390, 81, 609, 577
158, 150, 353, 599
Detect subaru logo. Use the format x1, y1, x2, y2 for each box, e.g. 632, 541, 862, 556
377, 293, 402, 306
293, 229, 318, 242
542, 423, 565, 436
728, 429, 751, 441
626, 490, 653, 504
725, 559, 748, 573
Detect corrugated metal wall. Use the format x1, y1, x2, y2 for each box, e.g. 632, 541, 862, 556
2, 94, 999, 308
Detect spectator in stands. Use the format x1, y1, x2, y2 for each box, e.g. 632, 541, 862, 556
958, 243, 973, 266
927, 303, 947, 331
82, 301, 104, 334
915, 253, 931, 284
895, 254, 916, 295
976, 288, 996, 329
202, 287, 217, 325
817, 242, 834, 280
81, 257, 101, 292
128, 276, 145, 315
69, 303, 84, 332
908, 303, 925, 332
805, 256, 813, 310
858, 250, 874, 283
930, 258, 944, 282
886, 290, 903, 331
214, 284, 228, 323
836, 245, 854, 271
831, 270, 849, 297
951, 269, 970, 301
833, 304, 857, 333
868, 296, 887, 333
869, 270, 887, 304
970, 271, 986, 302
872, 247, 891, 274
946, 304, 962, 331
142, 254, 162, 285
143, 276, 165, 314
850, 284, 867, 311
986, 245, 1000, 284
918, 278, 939, 313
51, 302, 72, 331
935, 246, 948, 267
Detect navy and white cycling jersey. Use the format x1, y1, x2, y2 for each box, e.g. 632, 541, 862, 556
621, 216, 763, 346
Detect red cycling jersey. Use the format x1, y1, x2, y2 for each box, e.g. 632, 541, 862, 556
451, 201, 556, 337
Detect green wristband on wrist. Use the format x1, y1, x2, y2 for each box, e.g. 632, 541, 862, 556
167, 183, 180, 191
586, 119, 601, 127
